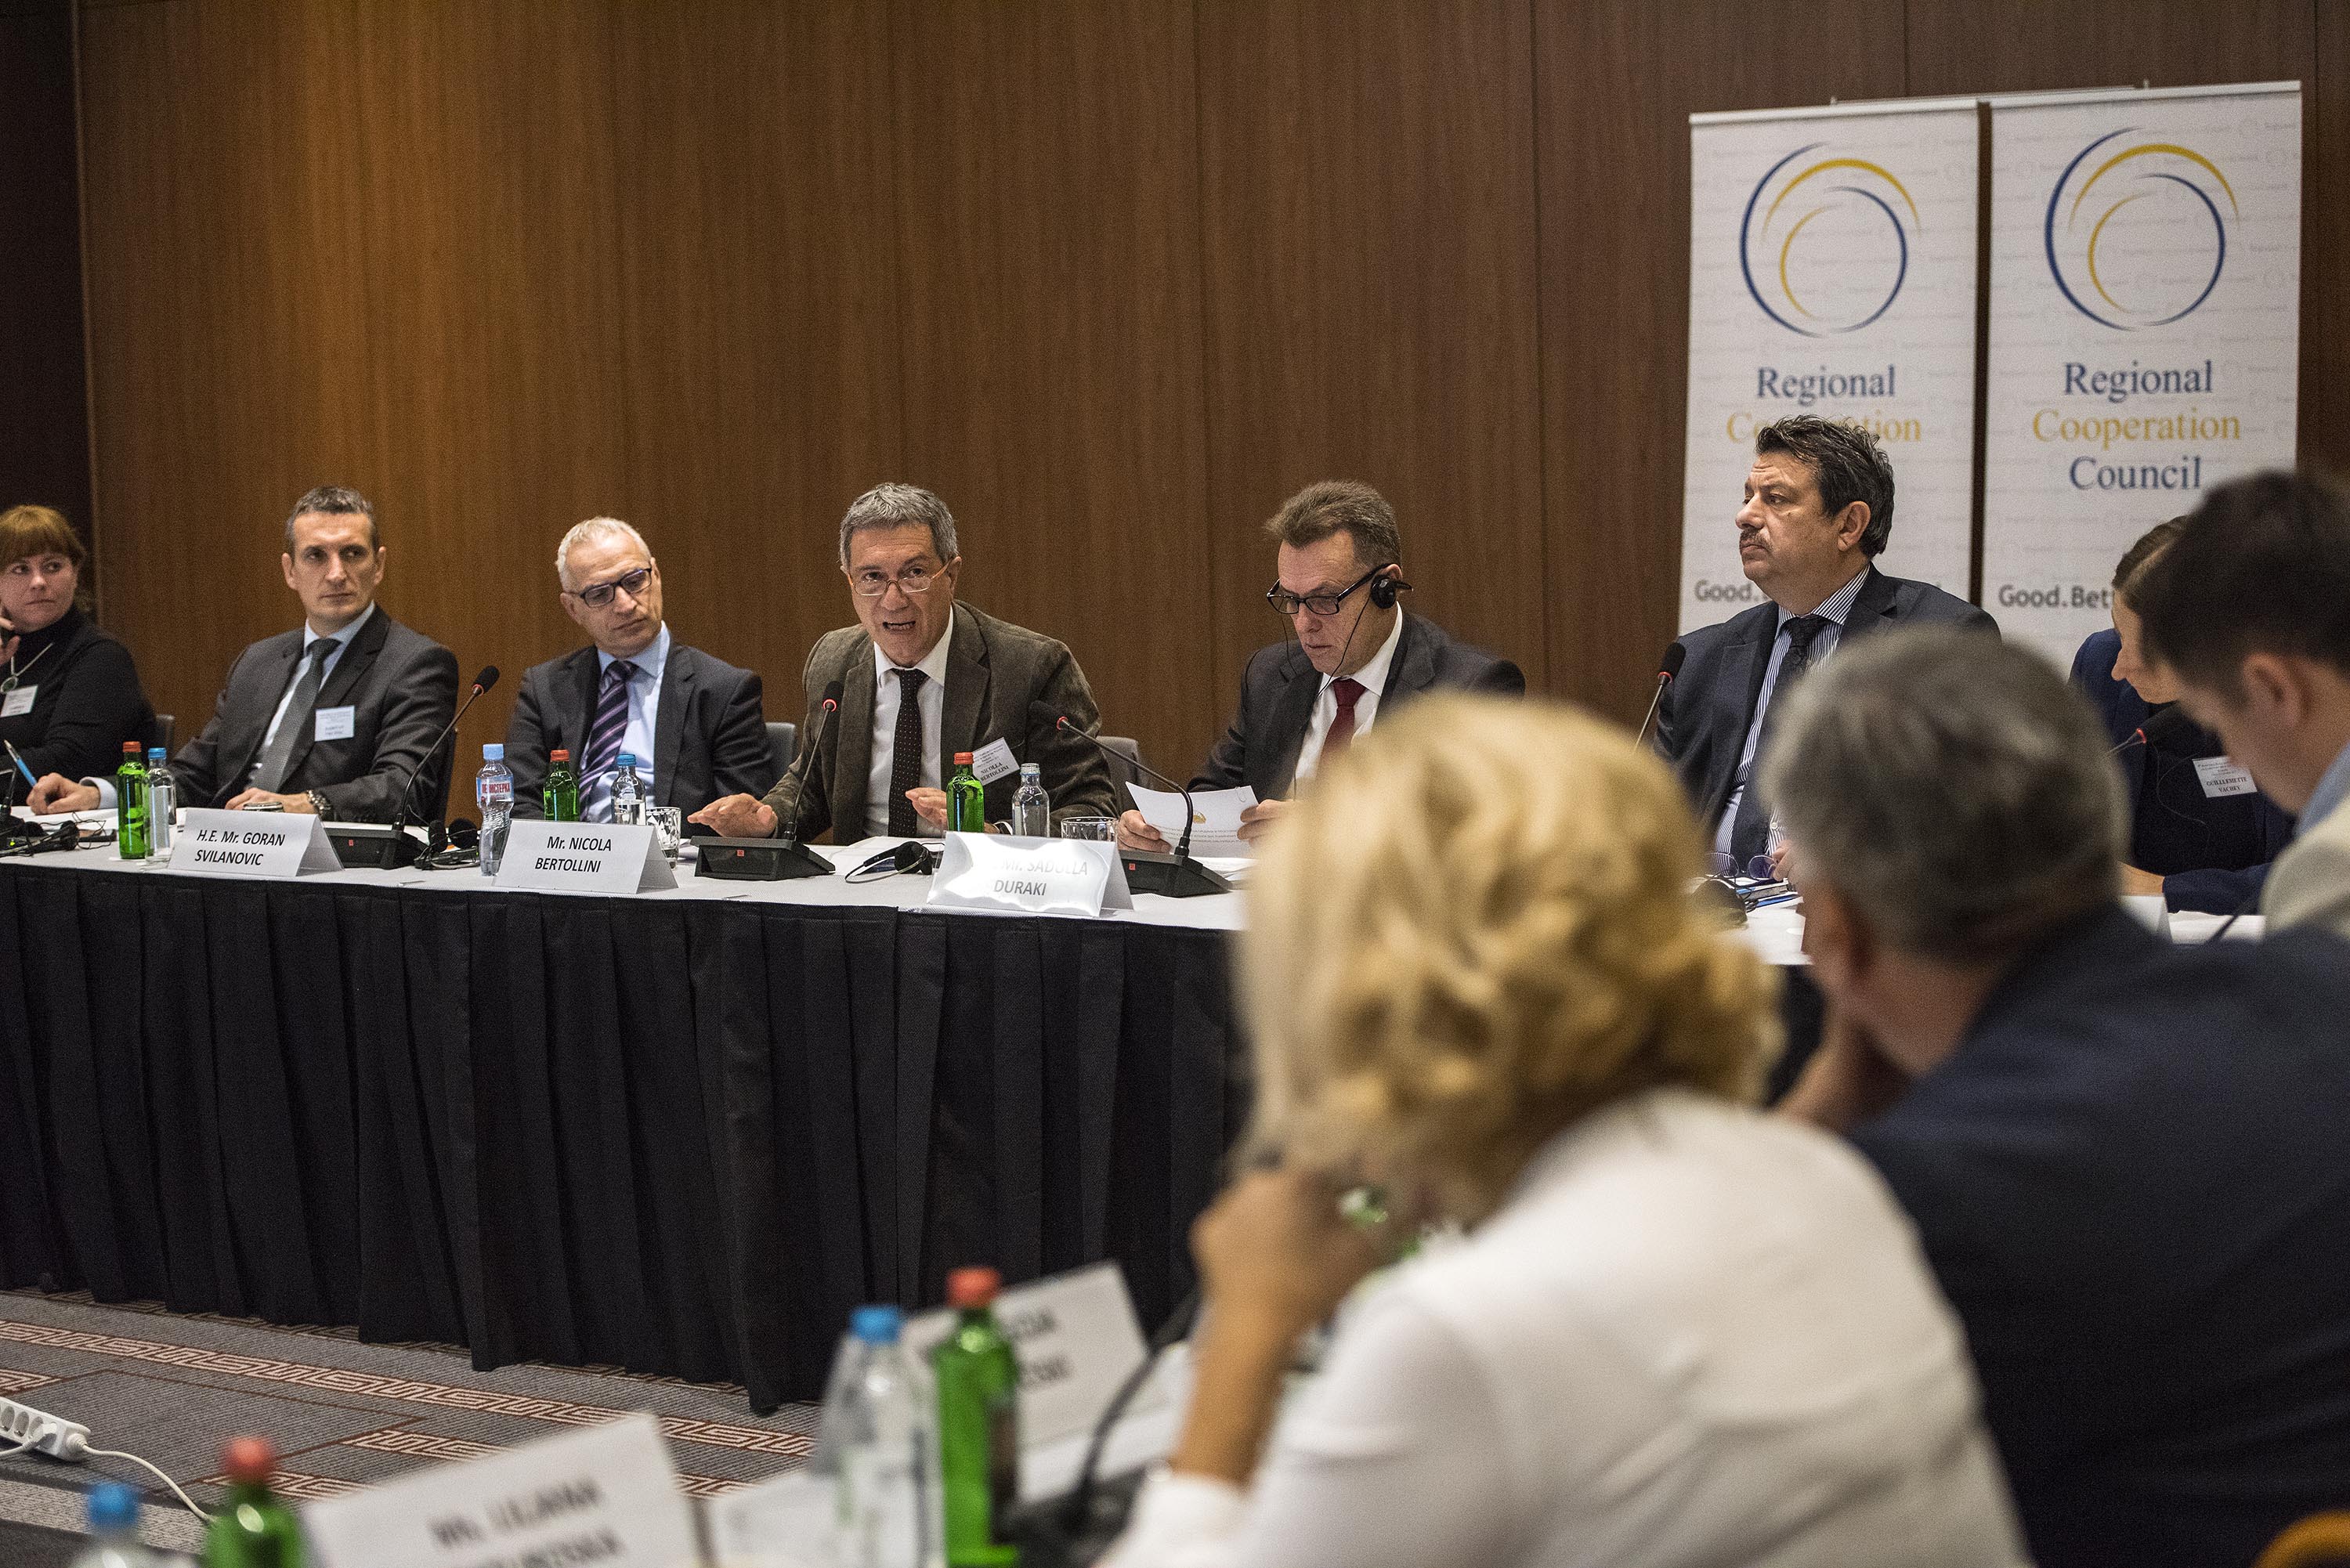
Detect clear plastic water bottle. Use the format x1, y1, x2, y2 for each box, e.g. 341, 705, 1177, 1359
70, 1481, 161, 1568
611, 752, 645, 826
145, 748, 175, 855
476, 743, 514, 877
812, 1305, 943, 1568
1010, 763, 1050, 839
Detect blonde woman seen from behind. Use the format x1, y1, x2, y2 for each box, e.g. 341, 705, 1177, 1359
1107, 695, 2025, 1568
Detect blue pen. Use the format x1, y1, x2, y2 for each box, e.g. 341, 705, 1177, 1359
5, 741, 34, 789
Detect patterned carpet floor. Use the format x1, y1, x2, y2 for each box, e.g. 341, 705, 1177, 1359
0, 1288, 820, 1560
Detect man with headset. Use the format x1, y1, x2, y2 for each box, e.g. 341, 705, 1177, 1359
1118, 481, 1523, 850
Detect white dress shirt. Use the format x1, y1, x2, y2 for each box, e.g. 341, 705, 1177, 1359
1108, 1089, 2026, 1568
865, 627, 953, 840
582, 623, 670, 822
1292, 609, 1404, 786
1712, 567, 1869, 857
86, 603, 378, 807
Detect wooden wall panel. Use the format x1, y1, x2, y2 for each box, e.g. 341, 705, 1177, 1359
886, 0, 1213, 776
0, 0, 92, 555
2304, 0, 2346, 478
1533, 1, 1907, 724
611, 0, 903, 748
1197, 0, 1546, 768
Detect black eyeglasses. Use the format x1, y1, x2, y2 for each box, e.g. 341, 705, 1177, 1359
568, 565, 653, 609
1266, 568, 1379, 620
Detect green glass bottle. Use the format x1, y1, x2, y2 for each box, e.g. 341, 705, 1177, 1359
948, 752, 986, 836
544, 746, 580, 822
204, 1436, 306, 1568
114, 741, 150, 860
933, 1266, 1020, 1566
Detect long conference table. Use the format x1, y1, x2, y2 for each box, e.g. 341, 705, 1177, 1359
0, 828, 2250, 1413
0, 832, 1247, 1411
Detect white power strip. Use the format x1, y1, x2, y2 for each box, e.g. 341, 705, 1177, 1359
0, 1396, 91, 1459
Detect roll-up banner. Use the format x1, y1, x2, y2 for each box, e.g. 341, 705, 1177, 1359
1981, 82, 2301, 663
1682, 99, 1981, 633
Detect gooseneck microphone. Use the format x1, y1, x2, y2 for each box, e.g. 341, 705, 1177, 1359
1033, 701, 1232, 898
744, 680, 848, 880
371, 666, 498, 866
1635, 641, 1687, 747
2108, 704, 2193, 757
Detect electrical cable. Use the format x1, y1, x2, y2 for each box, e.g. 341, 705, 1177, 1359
82, 1446, 215, 1522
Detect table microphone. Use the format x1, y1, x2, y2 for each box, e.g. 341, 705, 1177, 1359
754, 679, 845, 880
388, 666, 501, 854
1635, 641, 1687, 747
1033, 703, 1232, 898
2108, 705, 2193, 757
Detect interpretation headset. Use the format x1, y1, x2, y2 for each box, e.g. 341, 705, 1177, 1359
1366, 565, 1411, 610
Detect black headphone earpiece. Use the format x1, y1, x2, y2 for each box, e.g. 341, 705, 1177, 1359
1368, 569, 1412, 611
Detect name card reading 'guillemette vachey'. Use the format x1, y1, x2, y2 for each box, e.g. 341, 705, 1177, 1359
302, 1414, 699, 1568
168, 808, 343, 880
927, 831, 1133, 918
496, 819, 677, 894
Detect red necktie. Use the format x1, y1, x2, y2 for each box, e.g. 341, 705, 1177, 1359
1322, 677, 1365, 760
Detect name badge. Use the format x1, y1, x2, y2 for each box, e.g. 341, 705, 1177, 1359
1, 685, 34, 718
2193, 756, 2258, 798
497, 819, 677, 894
302, 1413, 698, 1568
169, 808, 342, 879
313, 705, 357, 742
971, 735, 1020, 785
927, 832, 1132, 918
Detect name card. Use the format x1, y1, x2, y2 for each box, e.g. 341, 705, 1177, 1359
904, 1262, 1155, 1451
2193, 756, 2258, 799
497, 820, 676, 894
169, 809, 342, 879
303, 1414, 698, 1568
707, 1469, 837, 1568
927, 832, 1131, 918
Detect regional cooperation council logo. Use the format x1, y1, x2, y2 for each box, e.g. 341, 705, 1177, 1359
1739, 143, 1918, 337
2045, 130, 2237, 330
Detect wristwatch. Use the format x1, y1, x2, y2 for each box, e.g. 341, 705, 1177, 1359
307, 790, 331, 818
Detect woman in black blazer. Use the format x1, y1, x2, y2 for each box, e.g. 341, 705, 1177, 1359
2069, 519, 2292, 915
0, 505, 157, 789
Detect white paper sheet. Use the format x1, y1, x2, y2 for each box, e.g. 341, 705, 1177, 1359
1125, 783, 1258, 859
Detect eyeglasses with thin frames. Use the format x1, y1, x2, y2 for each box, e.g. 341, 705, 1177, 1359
852, 565, 942, 598
567, 565, 653, 609
1265, 567, 1379, 620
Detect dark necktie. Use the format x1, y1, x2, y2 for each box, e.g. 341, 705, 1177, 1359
1321, 677, 1366, 762
888, 667, 928, 838
248, 639, 331, 793
1729, 615, 1829, 864
580, 659, 638, 818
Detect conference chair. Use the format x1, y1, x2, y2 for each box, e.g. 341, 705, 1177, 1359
154, 714, 174, 752
1101, 736, 1143, 789
765, 721, 798, 785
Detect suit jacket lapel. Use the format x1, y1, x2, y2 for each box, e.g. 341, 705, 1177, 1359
1381, 612, 1436, 705
831, 634, 878, 840
938, 604, 989, 783
1838, 566, 1896, 642
1267, 649, 1322, 798
281, 609, 389, 786
562, 645, 602, 757
653, 645, 691, 805
225, 630, 306, 788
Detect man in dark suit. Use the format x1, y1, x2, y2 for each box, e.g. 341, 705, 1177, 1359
1658, 416, 1994, 870
33, 486, 457, 821
1773, 630, 2350, 1568
505, 517, 769, 823
691, 483, 1116, 842
1116, 480, 1523, 852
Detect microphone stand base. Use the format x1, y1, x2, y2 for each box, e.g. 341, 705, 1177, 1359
695, 836, 834, 881
327, 822, 426, 869
1119, 850, 1235, 898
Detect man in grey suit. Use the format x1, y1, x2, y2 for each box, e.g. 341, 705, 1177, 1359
691, 483, 1117, 842
1658, 416, 1995, 869
2138, 470, 2350, 941
1116, 480, 1523, 852
505, 516, 771, 823
32, 485, 458, 820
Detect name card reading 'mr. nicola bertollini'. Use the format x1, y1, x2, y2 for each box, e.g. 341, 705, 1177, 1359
497, 820, 677, 894
168, 808, 343, 880
927, 831, 1133, 918
302, 1413, 697, 1568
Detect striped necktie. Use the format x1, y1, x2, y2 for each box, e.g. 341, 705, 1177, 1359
580, 659, 638, 818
